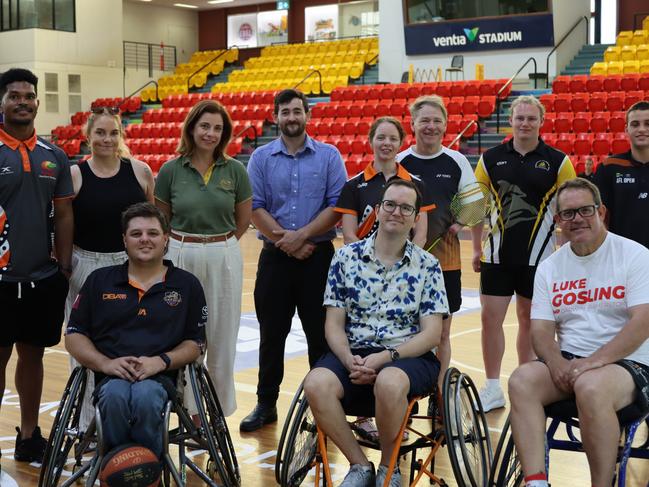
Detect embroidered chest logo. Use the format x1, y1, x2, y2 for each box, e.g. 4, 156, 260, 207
219, 178, 234, 190
40, 160, 57, 178
103, 293, 127, 300
535, 160, 550, 171
0, 167, 13, 175
615, 172, 636, 184
164, 291, 182, 307
138, 308, 147, 316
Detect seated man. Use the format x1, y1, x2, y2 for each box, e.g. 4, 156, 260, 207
65, 202, 207, 458
508, 178, 649, 487
304, 179, 448, 487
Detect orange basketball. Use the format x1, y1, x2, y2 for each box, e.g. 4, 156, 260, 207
99, 444, 161, 487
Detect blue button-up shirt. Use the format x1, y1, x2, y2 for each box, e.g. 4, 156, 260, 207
247, 135, 347, 242
324, 235, 449, 349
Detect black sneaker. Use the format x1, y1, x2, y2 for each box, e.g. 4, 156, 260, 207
15, 426, 47, 463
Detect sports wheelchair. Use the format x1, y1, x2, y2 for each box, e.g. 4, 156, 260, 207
275, 367, 492, 487
38, 363, 240, 487
489, 400, 649, 486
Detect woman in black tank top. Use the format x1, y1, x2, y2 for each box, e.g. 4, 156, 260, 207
64, 108, 154, 431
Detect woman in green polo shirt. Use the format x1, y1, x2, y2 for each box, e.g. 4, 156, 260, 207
154, 100, 252, 417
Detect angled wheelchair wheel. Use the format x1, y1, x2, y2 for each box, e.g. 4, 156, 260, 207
488, 415, 523, 487
39, 366, 89, 487
276, 382, 319, 487
190, 364, 240, 487
443, 367, 492, 487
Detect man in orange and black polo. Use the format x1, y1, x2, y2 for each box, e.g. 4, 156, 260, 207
0, 68, 74, 465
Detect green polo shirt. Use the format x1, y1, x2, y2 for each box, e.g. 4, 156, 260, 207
154, 155, 252, 235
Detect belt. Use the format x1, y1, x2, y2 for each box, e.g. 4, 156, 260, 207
170, 231, 234, 243
263, 240, 332, 251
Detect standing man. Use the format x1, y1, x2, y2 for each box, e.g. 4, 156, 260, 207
577, 157, 595, 182
474, 95, 575, 411
397, 95, 478, 395
241, 89, 347, 432
508, 178, 649, 487
594, 100, 649, 249
0, 68, 74, 463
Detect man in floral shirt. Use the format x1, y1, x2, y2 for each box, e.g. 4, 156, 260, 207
303, 179, 448, 487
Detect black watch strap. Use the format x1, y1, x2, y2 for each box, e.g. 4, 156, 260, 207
388, 347, 400, 361
159, 353, 171, 370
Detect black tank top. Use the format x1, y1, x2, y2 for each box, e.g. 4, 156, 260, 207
73, 158, 147, 252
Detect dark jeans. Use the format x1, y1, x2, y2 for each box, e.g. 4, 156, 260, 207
254, 241, 334, 404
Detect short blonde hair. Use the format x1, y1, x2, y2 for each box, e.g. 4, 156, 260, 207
84, 110, 131, 159
509, 95, 545, 119
409, 95, 448, 122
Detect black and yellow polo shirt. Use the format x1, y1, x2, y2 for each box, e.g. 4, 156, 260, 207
475, 138, 576, 266
594, 151, 649, 249
66, 260, 206, 359
334, 162, 434, 240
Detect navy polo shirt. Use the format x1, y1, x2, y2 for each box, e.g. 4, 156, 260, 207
66, 260, 206, 359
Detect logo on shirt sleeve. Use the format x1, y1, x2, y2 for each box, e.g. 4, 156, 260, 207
164, 291, 182, 307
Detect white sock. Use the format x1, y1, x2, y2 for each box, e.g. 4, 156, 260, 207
486, 379, 501, 389
525, 481, 548, 487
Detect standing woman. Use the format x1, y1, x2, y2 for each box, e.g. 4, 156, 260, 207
65, 106, 154, 429
155, 100, 252, 416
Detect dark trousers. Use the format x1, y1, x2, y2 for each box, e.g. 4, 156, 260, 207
254, 241, 334, 404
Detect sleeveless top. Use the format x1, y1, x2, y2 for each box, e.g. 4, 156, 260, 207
73, 158, 146, 252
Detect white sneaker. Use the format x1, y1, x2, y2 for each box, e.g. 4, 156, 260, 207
478, 384, 506, 412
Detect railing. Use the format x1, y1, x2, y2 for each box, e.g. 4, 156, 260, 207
413, 67, 441, 83
122, 80, 159, 105
294, 69, 323, 94
451, 120, 481, 153
187, 46, 239, 92
123, 41, 177, 77
545, 16, 589, 88
234, 125, 259, 150
271, 34, 378, 46
495, 57, 538, 132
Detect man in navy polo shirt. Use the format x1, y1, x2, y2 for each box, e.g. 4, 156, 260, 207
65, 203, 206, 458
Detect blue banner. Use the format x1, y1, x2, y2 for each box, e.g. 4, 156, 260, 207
404, 14, 554, 55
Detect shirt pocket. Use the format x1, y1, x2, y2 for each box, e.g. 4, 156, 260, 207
302, 170, 326, 199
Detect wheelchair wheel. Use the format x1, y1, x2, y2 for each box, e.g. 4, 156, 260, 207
443, 367, 492, 487
276, 382, 318, 487
39, 366, 88, 487
190, 364, 240, 487
488, 415, 523, 487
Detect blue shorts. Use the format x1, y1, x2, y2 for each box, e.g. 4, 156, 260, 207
314, 348, 440, 417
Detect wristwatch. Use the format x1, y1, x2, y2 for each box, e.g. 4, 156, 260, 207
387, 347, 400, 362
159, 353, 171, 370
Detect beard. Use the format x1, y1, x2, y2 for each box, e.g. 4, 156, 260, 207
279, 120, 306, 138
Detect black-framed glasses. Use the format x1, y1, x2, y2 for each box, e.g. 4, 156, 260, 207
557, 205, 599, 221
90, 106, 120, 115
380, 200, 416, 217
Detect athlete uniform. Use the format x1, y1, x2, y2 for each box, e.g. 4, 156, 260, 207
475, 138, 576, 298
397, 146, 476, 312
334, 162, 435, 240
0, 125, 73, 346
593, 151, 649, 249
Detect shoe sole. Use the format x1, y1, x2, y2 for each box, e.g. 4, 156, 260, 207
239, 414, 278, 432
481, 401, 506, 413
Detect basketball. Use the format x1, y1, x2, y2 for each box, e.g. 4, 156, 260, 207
99, 444, 161, 487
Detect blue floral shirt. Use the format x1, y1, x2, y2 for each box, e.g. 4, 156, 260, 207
324, 235, 449, 349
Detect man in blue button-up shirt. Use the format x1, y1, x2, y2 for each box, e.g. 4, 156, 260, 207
241, 89, 347, 432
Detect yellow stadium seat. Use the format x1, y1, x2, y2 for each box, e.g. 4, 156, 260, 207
640, 59, 649, 73
607, 61, 624, 75
590, 62, 607, 76
632, 30, 649, 46
643, 16, 649, 31
617, 30, 633, 46
623, 60, 640, 73
621, 45, 637, 61
349, 62, 364, 79
638, 44, 649, 61
604, 46, 621, 62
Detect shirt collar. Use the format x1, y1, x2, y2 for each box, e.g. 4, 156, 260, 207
270, 134, 315, 156
180, 154, 228, 167
360, 233, 414, 264
362, 162, 412, 181
506, 137, 548, 157
0, 124, 37, 151
116, 259, 176, 285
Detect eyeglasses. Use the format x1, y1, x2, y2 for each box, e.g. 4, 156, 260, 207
90, 106, 120, 115
557, 205, 599, 221
380, 200, 416, 217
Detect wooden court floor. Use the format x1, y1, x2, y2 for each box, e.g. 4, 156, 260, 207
1, 230, 647, 486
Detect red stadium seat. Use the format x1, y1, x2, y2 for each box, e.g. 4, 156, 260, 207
311, 103, 326, 118
478, 80, 497, 96
639, 74, 649, 91
609, 111, 626, 133
539, 94, 556, 113
375, 101, 390, 117
573, 133, 593, 156
540, 113, 555, 134
588, 92, 607, 112
554, 94, 571, 112
390, 101, 407, 118
330, 122, 344, 137
611, 133, 630, 153
450, 82, 465, 97
602, 75, 621, 92
406, 84, 422, 99
620, 74, 639, 91
554, 112, 573, 133
586, 76, 604, 93
477, 97, 496, 118
349, 104, 363, 118
380, 86, 395, 100
572, 112, 591, 133
447, 97, 463, 116
624, 90, 644, 109
465, 81, 480, 96
592, 133, 612, 156
446, 116, 461, 134
570, 93, 589, 112
569, 75, 587, 93
434, 83, 451, 98
393, 85, 408, 100
555, 133, 574, 154
590, 112, 610, 133
462, 96, 479, 116
552, 75, 570, 94
362, 102, 377, 118
606, 92, 625, 112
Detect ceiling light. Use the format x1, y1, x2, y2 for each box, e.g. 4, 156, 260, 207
207, 0, 233, 4
174, 3, 198, 8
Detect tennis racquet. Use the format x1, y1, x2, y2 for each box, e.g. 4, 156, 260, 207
425, 181, 494, 253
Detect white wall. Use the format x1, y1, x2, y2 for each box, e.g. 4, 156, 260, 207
122, 1, 198, 65
378, 0, 590, 85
